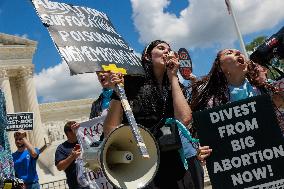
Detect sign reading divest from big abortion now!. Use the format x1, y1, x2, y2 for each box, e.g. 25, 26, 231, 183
6, 112, 34, 131
193, 95, 284, 189
31, 0, 144, 75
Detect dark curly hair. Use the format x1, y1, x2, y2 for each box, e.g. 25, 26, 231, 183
191, 50, 278, 111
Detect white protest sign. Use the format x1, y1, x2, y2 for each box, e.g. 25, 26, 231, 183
77, 113, 112, 189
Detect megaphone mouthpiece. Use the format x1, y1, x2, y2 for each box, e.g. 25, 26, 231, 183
107, 150, 133, 164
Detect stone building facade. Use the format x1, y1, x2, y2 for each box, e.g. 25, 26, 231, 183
0, 33, 94, 185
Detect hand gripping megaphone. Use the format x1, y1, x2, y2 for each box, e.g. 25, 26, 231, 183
84, 66, 160, 188
82, 124, 159, 189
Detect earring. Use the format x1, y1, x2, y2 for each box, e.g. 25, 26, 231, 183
227, 71, 231, 77
145, 54, 151, 61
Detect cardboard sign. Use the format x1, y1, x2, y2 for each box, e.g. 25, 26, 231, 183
193, 95, 284, 189
31, 0, 144, 75
77, 112, 112, 189
6, 112, 34, 131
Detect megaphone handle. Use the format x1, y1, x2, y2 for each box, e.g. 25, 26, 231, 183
115, 83, 150, 158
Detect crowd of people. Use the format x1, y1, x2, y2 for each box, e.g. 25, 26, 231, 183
1, 38, 284, 189
100, 41, 284, 189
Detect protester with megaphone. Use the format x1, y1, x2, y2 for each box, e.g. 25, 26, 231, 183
104, 40, 195, 189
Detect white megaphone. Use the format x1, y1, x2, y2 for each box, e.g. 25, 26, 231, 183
82, 124, 160, 189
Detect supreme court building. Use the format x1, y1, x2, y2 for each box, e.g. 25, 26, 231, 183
0, 33, 93, 185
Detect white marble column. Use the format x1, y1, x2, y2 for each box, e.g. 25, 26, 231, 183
0, 68, 17, 151
20, 66, 48, 148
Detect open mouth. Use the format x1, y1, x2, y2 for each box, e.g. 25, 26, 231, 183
99, 75, 106, 83
237, 57, 245, 65
17, 144, 25, 148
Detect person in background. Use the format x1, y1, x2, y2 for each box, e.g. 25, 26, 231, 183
89, 72, 113, 119
104, 40, 196, 189
55, 121, 89, 189
12, 130, 40, 189
89, 71, 114, 143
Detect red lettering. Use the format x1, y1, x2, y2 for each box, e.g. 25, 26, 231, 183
94, 123, 103, 134
83, 128, 88, 140
90, 127, 94, 137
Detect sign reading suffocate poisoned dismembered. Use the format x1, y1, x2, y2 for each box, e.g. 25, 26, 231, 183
193, 95, 284, 189
6, 112, 34, 131
31, 0, 144, 75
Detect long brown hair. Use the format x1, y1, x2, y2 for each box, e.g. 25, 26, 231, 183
191, 50, 278, 111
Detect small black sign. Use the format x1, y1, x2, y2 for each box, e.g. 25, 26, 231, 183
6, 112, 34, 131
31, 0, 144, 75
193, 95, 284, 189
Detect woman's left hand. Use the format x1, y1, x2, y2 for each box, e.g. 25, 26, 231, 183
197, 146, 212, 165
165, 51, 180, 81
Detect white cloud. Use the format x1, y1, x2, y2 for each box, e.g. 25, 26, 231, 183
21, 34, 29, 39
15, 33, 29, 39
33, 52, 140, 104
130, 0, 284, 50
34, 62, 102, 103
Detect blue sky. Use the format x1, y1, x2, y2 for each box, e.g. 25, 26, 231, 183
1, 0, 284, 103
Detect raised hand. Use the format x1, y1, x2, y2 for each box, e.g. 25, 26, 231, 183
164, 51, 180, 81
71, 144, 81, 159
14, 130, 27, 139
109, 71, 124, 88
